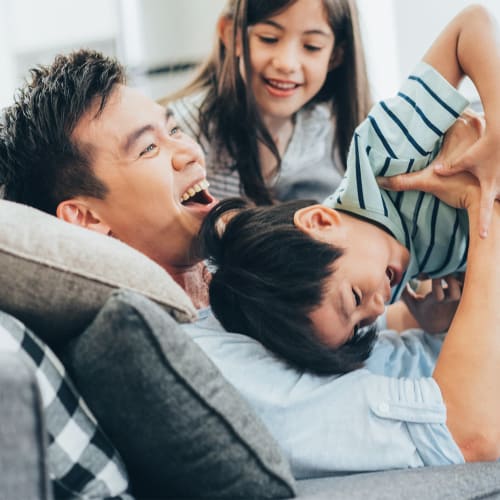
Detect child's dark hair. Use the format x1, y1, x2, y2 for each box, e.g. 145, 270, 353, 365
200, 198, 377, 375
0, 49, 125, 214
163, 0, 371, 205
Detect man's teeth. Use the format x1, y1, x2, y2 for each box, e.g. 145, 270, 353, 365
181, 179, 210, 202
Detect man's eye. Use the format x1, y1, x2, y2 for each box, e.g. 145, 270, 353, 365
352, 289, 361, 306
139, 144, 157, 157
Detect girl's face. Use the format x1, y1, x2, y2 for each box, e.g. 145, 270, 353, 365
245, 0, 335, 123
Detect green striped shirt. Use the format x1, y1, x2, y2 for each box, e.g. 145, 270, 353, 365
324, 62, 470, 302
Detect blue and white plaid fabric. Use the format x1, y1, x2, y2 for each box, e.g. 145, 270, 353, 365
0, 311, 131, 499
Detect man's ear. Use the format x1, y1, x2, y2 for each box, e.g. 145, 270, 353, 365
328, 44, 345, 71
56, 199, 111, 236
217, 15, 241, 56
293, 205, 343, 240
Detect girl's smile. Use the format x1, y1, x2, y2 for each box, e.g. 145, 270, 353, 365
246, 0, 335, 123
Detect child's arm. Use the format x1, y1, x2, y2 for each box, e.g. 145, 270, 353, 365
422, 5, 500, 238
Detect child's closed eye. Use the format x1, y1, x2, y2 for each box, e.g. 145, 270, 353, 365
352, 288, 361, 306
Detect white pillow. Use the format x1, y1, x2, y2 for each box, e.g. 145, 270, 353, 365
0, 199, 196, 345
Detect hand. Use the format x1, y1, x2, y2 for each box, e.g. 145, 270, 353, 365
377, 161, 479, 211
431, 109, 500, 238
401, 275, 463, 334
377, 110, 481, 211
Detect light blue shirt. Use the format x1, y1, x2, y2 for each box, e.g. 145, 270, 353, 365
183, 308, 464, 479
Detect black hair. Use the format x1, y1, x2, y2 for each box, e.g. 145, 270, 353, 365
0, 49, 125, 214
163, 0, 371, 205
199, 198, 377, 375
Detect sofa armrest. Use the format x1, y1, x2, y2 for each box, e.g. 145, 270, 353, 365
0, 353, 52, 500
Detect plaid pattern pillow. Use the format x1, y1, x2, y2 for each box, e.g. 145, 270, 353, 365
0, 311, 131, 499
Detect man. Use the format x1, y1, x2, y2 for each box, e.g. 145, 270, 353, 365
2, 44, 500, 477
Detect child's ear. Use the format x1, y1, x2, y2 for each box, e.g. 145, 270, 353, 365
328, 44, 345, 71
217, 15, 242, 56
293, 205, 343, 240
56, 199, 111, 236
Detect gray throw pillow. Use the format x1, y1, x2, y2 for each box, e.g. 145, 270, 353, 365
61, 289, 296, 499
0, 199, 196, 347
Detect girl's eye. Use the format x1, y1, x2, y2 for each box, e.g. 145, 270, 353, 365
169, 126, 181, 136
352, 289, 361, 307
258, 35, 278, 44
304, 44, 322, 52
139, 144, 157, 157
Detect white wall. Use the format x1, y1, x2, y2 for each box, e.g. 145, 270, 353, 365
1, 1, 499, 108
360, 0, 500, 101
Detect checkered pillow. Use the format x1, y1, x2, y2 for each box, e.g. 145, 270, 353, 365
0, 311, 131, 499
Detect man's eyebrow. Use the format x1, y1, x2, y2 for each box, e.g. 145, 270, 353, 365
122, 124, 154, 155
259, 20, 332, 37
122, 109, 174, 155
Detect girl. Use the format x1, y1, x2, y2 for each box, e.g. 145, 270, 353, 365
162, 0, 371, 204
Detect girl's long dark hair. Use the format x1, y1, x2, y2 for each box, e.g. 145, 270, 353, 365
163, 0, 372, 205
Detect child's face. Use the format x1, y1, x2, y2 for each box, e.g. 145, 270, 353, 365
245, 0, 335, 123
300, 208, 410, 349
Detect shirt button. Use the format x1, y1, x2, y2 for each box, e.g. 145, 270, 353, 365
378, 402, 390, 414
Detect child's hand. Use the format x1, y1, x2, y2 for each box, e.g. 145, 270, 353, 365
431, 109, 500, 238
401, 275, 463, 334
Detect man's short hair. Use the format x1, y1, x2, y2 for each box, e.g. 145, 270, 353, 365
0, 49, 125, 214
200, 198, 377, 375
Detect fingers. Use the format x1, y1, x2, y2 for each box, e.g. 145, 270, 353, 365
433, 154, 471, 177
377, 168, 430, 193
432, 278, 445, 301
478, 186, 497, 239
444, 276, 462, 301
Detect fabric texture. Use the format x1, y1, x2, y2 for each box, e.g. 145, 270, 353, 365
0, 312, 131, 499
294, 462, 500, 499
0, 199, 196, 346
184, 308, 464, 477
324, 61, 470, 301
61, 289, 296, 499
0, 352, 52, 500
169, 91, 343, 202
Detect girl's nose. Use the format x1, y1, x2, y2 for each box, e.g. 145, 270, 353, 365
272, 46, 299, 74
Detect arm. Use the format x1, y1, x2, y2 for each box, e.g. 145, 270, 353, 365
422, 5, 500, 237
433, 192, 500, 461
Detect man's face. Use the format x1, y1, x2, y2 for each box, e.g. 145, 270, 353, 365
72, 84, 217, 268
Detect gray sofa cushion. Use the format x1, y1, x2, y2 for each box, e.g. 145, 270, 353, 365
0, 352, 52, 500
295, 462, 500, 499
0, 199, 196, 347
61, 289, 296, 499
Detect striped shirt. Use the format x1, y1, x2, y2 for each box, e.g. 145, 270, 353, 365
168, 91, 344, 202
324, 62, 470, 302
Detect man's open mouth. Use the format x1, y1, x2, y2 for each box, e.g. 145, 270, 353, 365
180, 179, 214, 206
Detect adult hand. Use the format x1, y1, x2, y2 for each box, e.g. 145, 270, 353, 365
401, 274, 463, 334
432, 109, 500, 238
377, 109, 481, 211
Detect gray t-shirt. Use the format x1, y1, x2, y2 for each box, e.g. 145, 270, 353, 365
168, 92, 343, 202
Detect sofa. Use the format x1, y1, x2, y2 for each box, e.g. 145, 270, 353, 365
1, 197, 500, 499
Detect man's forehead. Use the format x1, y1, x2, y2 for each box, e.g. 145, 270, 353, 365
72, 84, 159, 144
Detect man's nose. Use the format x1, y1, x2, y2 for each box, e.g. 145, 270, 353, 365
171, 137, 204, 171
